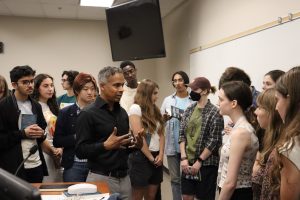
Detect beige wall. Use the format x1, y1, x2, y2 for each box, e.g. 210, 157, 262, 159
157, 0, 300, 105
1, 1, 300, 102
0, 16, 156, 95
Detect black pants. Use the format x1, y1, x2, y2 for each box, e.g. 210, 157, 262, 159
219, 187, 253, 200
24, 165, 44, 183
181, 165, 218, 200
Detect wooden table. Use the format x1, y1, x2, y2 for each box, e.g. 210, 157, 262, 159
32, 182, 110, 195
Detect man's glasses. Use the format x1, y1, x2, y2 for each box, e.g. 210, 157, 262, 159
17, 79, 34, 86
61, 78, 68, 82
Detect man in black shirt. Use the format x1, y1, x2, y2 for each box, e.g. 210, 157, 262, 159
76, 66, 142, 200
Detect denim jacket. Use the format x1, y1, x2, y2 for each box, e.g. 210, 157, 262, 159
160, 93, 193, 156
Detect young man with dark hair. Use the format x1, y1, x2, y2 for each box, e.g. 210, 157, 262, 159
119, 61, 138, 113
54, 73, 97, 182
57, 70, 79, 109
0, 65, 48, 183
160, 71, 193, 200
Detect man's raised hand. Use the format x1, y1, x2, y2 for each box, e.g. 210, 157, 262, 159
103, 127, 131, 150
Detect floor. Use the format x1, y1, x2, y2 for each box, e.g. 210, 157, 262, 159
161, 171, 172, 200
161, 171, 219, 200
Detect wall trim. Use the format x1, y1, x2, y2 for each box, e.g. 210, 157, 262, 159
190, 11, 300, 54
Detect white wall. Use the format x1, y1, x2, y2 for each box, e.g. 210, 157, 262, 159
190, 18, 300, 105
0, 16, 156, 95
158, 0, 300, 168
157, 0, 300, 102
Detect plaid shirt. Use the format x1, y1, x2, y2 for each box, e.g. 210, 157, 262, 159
179, 100, 224, 166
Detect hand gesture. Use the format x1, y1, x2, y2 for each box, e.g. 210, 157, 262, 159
162, 112, 172, 123
128, 128, 144, 149
24, 124, 45, 138
104, 127, 131, 150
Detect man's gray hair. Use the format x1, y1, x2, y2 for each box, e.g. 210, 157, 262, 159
98, 66, 123, 83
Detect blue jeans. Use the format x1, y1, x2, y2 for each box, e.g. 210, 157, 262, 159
63, 161, 89, 182
167, 154, 181, 200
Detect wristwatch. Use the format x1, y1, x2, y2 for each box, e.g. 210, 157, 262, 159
197, 157, 204, 163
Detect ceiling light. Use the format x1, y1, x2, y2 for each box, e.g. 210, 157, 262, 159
80, 0, 114, 8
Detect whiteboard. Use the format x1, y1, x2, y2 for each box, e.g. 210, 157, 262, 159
190, 18, 300, 105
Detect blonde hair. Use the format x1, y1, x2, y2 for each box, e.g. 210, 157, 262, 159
256, 89, 282, 165
134, 79, 164, 134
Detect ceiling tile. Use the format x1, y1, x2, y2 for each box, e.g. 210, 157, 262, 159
0, 1, 11, 15
41, 0, 79, 6
0, 0, 186, 20
3, 1, 44, 17
77, 6, 105, 20
43, 4, 77, 19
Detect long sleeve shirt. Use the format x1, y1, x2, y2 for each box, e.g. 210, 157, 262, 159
179, 100, 224, 166
75, 96, 131, 172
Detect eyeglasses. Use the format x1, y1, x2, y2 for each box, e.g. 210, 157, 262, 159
17, 79, 34, 86
61, 79, 68, 82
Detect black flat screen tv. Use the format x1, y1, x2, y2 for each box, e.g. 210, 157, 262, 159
0, 168, 42, 200
106, 0, 166, 61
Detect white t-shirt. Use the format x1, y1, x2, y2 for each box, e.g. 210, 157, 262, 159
17, 100, 41, 169
128, 104, 160, 152
39, 101, 57, 141
39, 101, 63, 182
120, 84, 137, 114
279, 135, 300, 170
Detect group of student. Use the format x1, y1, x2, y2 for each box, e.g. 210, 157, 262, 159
0, 62, 299, 200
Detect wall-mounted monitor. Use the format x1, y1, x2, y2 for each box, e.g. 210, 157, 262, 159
106, 0, 166, 61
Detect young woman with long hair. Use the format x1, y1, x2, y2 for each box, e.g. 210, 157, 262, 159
252, 89, 283, 200
270, 66, 300, 199
128, 79, 165, 200
32, 73, 62, 181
